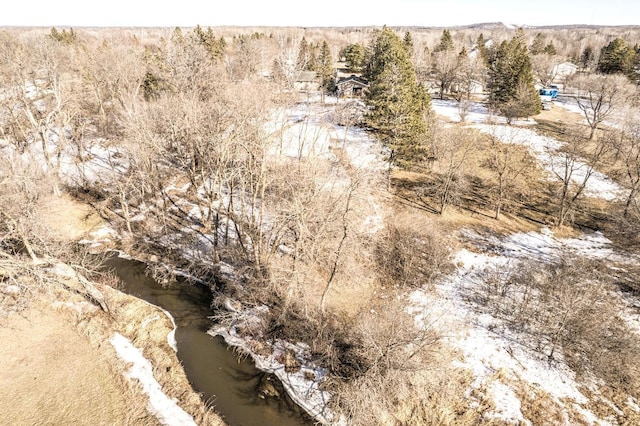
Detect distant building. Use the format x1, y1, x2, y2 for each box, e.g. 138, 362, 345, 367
336, 75, 369, 98
469, 38, 494, 59
552, 62, 578, 80
294, 71, 320, 92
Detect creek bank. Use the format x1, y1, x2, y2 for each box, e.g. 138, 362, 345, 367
210, 300, 339, 425
105, 254, 314, 426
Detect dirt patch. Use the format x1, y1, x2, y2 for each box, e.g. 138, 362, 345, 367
0, 300, 155, 425
37, 193, 105, 241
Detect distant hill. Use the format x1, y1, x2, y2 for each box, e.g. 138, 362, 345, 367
390, 21, 640, 31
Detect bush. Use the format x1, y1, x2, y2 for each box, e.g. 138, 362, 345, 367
375, 217, 452, 289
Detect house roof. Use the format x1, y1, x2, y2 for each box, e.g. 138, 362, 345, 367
336, 75, 369, 87
296, 71, 319, 82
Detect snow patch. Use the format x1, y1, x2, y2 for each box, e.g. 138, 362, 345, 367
472, 124, 626, 201
1, 284, 21, 295
79, 225, 119, 249
110, 333, 195, 426
408, 227, 625, 423
487, 381, 528, 424
52, 300, 100, 315
432, 99, 536, 126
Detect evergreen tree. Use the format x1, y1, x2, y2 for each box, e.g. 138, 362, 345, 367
49, 27, 77, 44
192, 25, 225, 61
364, 27, 430, 160
543, 43, 557, 55
297, 37, 310, 70
307, 43, 319, 72
530, 32, 545, 55
403, 31, 414, 57
475, 33, 490, 65
340, 43, 366, 71
580, 46, 595, 69
434, 29, 454, 53
318, 40, 335, 91
488, 29, 541, 121
597, 38, 635, 76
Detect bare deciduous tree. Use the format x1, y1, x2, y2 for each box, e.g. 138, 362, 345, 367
549, 125, 612, 227
272, 31, 306, 91
423, 127, 474, 214
615, 112, 640, 216
483, 128, 535, 220
572, 73, 631, 140
431, 49, 460, 100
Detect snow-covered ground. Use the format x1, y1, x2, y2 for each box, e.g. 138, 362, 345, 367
472, 124, 626, 201
554, 95, 634, 132
554, 96, 584, 115
409, 226, 637, 425
431, 98, 627, 201
266, 97, 388, 172
432, 99, 537, 126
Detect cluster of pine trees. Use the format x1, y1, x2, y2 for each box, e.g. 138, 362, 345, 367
297, 37, 335, 91
487, 29, 541, 121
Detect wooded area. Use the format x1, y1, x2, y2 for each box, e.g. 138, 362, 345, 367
2, 23, 640, 425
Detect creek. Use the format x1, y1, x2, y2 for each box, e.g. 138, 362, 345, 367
105, 255, 313, 426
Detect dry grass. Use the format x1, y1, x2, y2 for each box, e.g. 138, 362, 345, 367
0, 256, 225, 426
534, 105, 587, 140
391, 124, 554, 237
0, 287, 156, 425
37, 193, 105, 241
511, 383, 567, 426
334, 358, 495, 426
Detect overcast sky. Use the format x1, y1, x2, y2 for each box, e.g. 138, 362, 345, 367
2, 0, 639, 28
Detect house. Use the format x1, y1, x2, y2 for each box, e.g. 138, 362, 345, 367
552, 62, 578, 80
469, 38, 494, 59
294, 71, 320, 92
336, 75, 369, 98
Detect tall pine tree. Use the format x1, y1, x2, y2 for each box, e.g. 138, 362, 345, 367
434, 29, 454, 53
597, 38, 636, 76
530, 33, 545, 55
475, 33, 490, 65
318, 40, 335, 91
403, 31, 414, 57
341, 43, 366, 71
488, 29, 541, 122
364, 27, 430, 161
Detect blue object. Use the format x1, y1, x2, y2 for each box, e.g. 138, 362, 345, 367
539, 88, 558, 99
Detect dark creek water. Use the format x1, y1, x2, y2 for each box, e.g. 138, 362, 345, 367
105, 256, 313, 426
